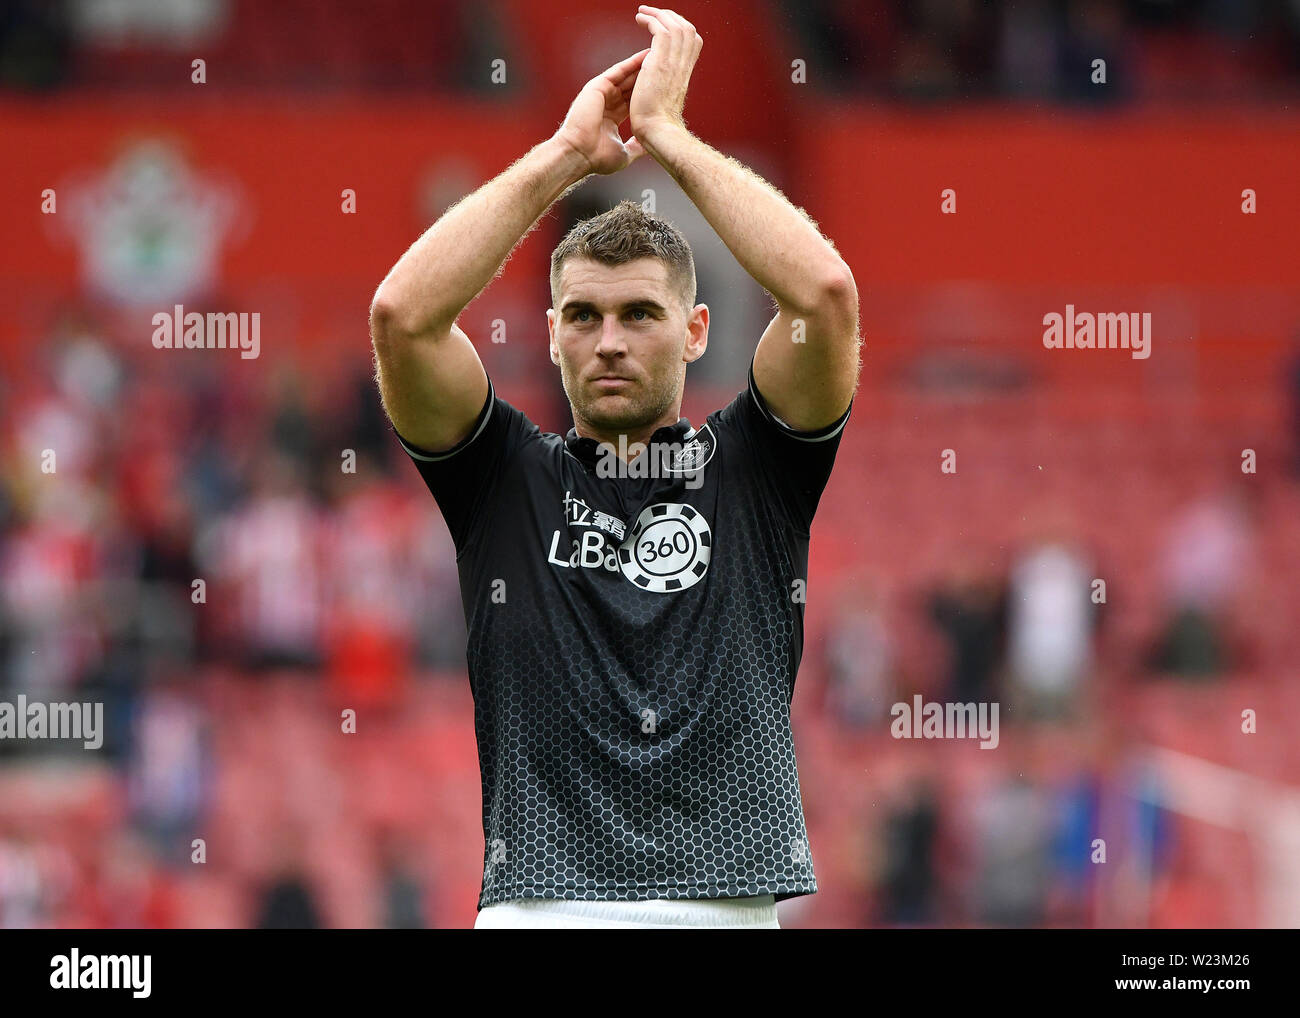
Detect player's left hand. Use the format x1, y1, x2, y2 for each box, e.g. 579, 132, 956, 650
555, 48, 651, 176
628, 5, 703, 152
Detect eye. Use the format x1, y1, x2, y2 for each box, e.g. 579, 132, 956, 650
575, 310, 593, 322
629, 308, 648, 321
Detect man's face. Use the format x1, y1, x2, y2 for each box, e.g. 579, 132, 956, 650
548, 257, 707, 433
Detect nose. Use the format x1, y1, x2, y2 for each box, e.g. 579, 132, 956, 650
595, 316, 628, 356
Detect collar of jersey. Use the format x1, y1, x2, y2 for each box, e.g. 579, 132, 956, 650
564, 419, 696, 469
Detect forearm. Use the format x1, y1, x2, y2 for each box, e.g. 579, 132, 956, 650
372, 135, 591, 337
640, 126, 850, 313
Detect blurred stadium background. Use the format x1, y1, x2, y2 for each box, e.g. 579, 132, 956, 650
1, 0, 1299, 929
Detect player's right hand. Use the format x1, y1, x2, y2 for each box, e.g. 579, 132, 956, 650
554, 48, 650, 176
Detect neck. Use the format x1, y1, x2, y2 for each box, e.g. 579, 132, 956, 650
573, 412, 682, 464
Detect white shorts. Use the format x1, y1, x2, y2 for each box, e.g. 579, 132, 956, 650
474, 894, 781, 929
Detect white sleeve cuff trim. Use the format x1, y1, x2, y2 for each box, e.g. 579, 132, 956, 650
396, 378, 495, 462
749, 370, 851, 443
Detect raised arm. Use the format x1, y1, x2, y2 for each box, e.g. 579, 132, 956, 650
370, 48, 651, 452
628, 5, 860, 432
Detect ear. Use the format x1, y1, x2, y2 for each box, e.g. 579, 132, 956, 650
684, 303, 708, 365
547, 308, 559, 366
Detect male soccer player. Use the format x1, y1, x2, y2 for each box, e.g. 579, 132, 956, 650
369, 5, 859, 928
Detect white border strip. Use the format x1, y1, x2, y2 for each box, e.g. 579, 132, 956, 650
396, 377, 496, 462
749, 370, 851, 443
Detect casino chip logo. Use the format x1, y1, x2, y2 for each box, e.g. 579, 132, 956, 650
618, 502, 712, 592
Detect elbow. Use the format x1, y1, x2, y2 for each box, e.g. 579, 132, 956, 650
370, 285, 455, 347
821, 264, 861, 372
794, 262, 857, 330
822, 264, 859, 346
786, 262, 858, 320
821, 261, 858, 312
369, 292, 417, 348
369, 297, 396, 348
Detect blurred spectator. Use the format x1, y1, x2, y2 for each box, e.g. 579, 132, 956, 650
0, 824, 43, 928
1105, 755, 1177, 927
997, 0, 1062, 99
0, 489, 106, 702
0, 815, 80, 929
0, 0, 70, 90
970, 773, 1053, 926
84, 831, 178, 928
197, 451, 325, 672
254, 833, 324, 929
776, 0, 886, 92
925, 552, 1006, 704
342, 365, 398, 470
268, 366, 320, 472
67, 0, 230, 48
125, 683, 210, 868
824, 577, 896, 728
133, 496, 200, 674
1148, 484, 1255, 678
1058, 0, 1135, 105
254, 873, 323, 929
320, 467, 421, 712
876, 775, 941, 925
376, 829, 430, 929
1006, 538, 1094, 719
891, 0, 998, 100
1048, 767, 1101, 926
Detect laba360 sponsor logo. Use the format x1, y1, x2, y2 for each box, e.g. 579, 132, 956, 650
547, 494, 712, 592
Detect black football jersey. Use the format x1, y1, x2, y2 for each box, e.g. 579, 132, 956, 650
394, 355, 851, 907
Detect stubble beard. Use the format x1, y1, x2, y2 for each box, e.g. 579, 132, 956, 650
562, 361, 680, 436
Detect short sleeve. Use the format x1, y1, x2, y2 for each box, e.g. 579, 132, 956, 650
718, 356, 853, 535
391, 375, 532, 555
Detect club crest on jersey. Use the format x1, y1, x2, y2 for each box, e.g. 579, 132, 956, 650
618, 502, 712, 593
663, 424, 716, 474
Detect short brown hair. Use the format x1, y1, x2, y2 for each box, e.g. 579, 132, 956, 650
550, 200, 696, 314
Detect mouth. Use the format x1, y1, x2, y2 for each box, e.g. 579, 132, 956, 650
592, 375, 633, 389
